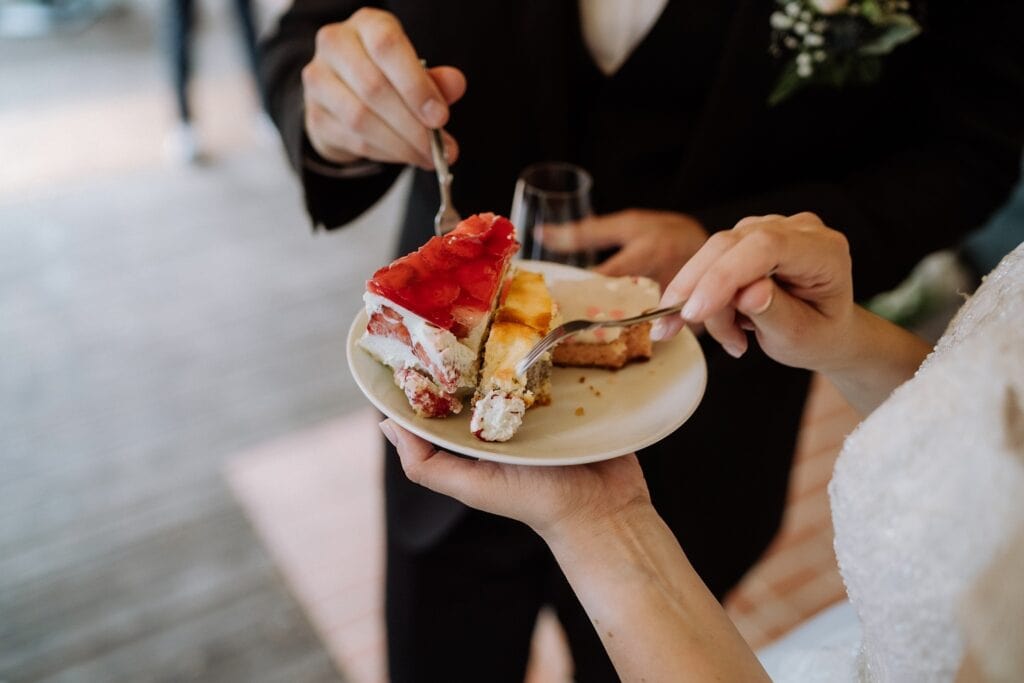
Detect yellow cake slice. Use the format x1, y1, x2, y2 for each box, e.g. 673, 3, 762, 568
470, 269, 557, 442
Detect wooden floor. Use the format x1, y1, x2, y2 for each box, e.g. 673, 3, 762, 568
0, 3, 406, 681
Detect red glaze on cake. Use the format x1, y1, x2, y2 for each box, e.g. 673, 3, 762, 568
367, 213, 517, 338
359, 213, 519, 418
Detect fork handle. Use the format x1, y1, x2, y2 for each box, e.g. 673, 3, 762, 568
430, 128, 451, 188
420, 59, 455, 212
586, 304, 684, 330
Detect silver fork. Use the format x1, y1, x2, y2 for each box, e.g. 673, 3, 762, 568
430, 127, 460, 235
514, 304, 684, 377
422, 61, 461, 235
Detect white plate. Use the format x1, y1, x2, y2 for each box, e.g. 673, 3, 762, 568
346, 261, 707, 466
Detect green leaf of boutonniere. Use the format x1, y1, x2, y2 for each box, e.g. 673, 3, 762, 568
768, 61, 803, 107
768, 0, 921, 106
859, 0, 886, 24
769, 53, 883, 106
859, 15, 921, 56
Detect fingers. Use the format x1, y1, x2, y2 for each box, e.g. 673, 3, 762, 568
688, 216, 852, 325
317, 32, 434, 167
427, 69, 465, 166
532, 223, 583, 254
349, 9, 448, 127
649, 313, 684, 342
654, 230, 740, 338
703, 306, 748, 358
698, 279, 776, 357
592, 241, 650, 278
682, 228, 786, 322
305, 101, 401, 163
439, 131, 459, 165
660, 214, 825, 321
306, 10, 467, 167
539, 214, 635, 254
652, 212, 849, 348
733, 214, 784, 230
734, 277, 775, 318
649, 211, 859, 369
660, 230, 739, 307
305, 69, 430, 166
429, 66, 467, 105
380, 420, 494, 509
734, 278, 816, 348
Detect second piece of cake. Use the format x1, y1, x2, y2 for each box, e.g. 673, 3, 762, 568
471, 269, 557, 442
548, 274, 661, 369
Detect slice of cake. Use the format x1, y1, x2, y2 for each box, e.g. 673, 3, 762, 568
549, 274, 660, 369
359, 213, 518, 417
471, 269, 557, 442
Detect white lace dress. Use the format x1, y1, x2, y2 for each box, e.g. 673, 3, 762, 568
759, 242, 1024, 682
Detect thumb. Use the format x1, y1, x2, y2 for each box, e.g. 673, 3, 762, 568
382, 420, 482, 505
734, 278, 775, 318
734, 278, 811, 345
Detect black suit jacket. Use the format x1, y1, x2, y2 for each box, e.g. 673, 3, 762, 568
263, 0, 1024, 295
261, 0, 1024, 586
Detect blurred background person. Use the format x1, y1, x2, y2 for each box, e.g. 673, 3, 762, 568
162, 0, 273, 163
1, 1, 375, 680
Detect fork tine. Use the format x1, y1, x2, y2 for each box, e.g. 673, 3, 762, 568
514, 320, 590, 377
513, 304, 685, 377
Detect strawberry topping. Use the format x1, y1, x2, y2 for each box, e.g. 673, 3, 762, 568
367, 213, 518, 334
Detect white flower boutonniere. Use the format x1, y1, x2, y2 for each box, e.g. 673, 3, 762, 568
769, 0, 922, 105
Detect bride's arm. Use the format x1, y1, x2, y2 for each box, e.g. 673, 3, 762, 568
818, 306, 932, 415
653, 212, 932, 415
544, 503, 772, 682
382, 423, 771, 682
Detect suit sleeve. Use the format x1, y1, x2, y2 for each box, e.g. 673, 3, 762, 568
259, 0, 404, 230
691, 2, 1024, 299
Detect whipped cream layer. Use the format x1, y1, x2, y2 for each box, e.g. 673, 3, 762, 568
470, 391, 526, 442
359, 291, 484, 393
549, 275, 660, 344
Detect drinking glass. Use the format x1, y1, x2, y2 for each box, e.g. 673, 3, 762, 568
510, 162, 596, 268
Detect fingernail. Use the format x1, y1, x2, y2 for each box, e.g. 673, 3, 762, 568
421, 98, 445, 127
681, 296, 704, 321
650, 318, 666, 341
379, 420, 398, 446
750, 289, 774, 315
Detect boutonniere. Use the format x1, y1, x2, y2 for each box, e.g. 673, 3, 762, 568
769, 0, 921, 105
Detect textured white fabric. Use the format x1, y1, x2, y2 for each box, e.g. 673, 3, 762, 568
758, 601, 861, 681
762, 242, 1024, 682
578, 0, 668, 75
